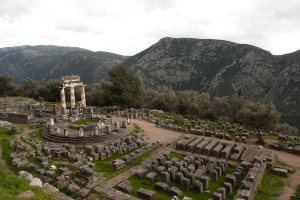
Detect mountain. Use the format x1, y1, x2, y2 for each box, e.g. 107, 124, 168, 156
0, 45, 126, 84
120, 37, 300, 129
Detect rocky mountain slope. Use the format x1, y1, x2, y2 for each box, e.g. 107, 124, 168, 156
121, 37, 300, 128
0, 45, 126, 84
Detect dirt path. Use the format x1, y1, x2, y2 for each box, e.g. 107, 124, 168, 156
130, 119, 185, 145
17, 124, 38, 140
270, 148, 300, 200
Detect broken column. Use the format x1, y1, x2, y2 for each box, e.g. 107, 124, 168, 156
80, 85, 86, 108
64, 129, 69, 137
78, 128, 84, 137
94, 127, 98, 136
105, 125, 111, 134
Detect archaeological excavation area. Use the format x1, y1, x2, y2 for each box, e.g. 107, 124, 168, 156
0, 76, 297, 200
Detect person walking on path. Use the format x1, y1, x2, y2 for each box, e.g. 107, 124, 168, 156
155, 118, 160, 128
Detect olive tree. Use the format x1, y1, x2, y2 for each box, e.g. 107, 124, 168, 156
21, 77, 39, 98
236, 102, 280, 144
0, 73, 15, 96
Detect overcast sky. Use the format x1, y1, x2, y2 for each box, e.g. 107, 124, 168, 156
1, 0, 300, 55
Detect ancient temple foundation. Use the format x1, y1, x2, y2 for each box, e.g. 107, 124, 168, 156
61, 75, 86, 119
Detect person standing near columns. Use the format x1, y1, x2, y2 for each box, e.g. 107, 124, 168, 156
70, 87, 75, 109
81, 85, 86, 108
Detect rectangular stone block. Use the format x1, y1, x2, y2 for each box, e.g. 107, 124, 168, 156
221, 143, 235, 159
224, 182, 232, 196
212, 143, 224, 157
213, 192, 223, 200
217, 187, 226, 200
203, 139, 219, 155
154, 182, 169, 192
137, 188, 156, 200
194, 180, 203, 193
162, 172, 170, 184
100, 152, 106, 160
187, 136, 204, 152
210, 170, 218, 181
169, 186, 182, 198
225, 174, 236, 187
180, 177, 190, 191
200, 175, 210, 189
195, 137, 211, 153
273, 168, 288, 177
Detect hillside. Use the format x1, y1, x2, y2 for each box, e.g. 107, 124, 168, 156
0, 45, 126, 84
120, 37, 300, 129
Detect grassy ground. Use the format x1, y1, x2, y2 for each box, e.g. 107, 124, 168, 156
70, 119, 97, 125
254, 170, 286, 200
0, 163, 56, 200
0, 128, 56, 199
263, 135, 278, 140
290, 184, 300, 200
124, 152, 246, 200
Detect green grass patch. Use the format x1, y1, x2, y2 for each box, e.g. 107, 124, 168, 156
70, 120, 97, 125
0, 163, 56, 200
169, 152, 185, 161
1, 139, 30, 175
263, 135, 278, 140
12, 98, 25, 102
254, 170, 286, 200
0, 128, 17, 139
290, 184, 300, 200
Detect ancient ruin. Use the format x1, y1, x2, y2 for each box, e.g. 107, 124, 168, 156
61, 75, 86, 119
0, 79, 299, 199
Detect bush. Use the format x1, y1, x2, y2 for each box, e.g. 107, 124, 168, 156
7, 127, 17, 135
37, 96, 44, 103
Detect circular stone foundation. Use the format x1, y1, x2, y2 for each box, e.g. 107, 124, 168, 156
42, 118, 132, 144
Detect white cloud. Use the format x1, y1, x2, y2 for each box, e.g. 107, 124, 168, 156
0, 0, 299, 55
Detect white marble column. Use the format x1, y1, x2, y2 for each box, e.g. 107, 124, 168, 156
60, 87, 67, 119
81, 85, 86, 108
70, 87, 75, 109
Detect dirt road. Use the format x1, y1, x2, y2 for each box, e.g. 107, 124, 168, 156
130, 119, 185, 145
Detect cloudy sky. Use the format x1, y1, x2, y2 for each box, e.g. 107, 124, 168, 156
1, 0, 300, 55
